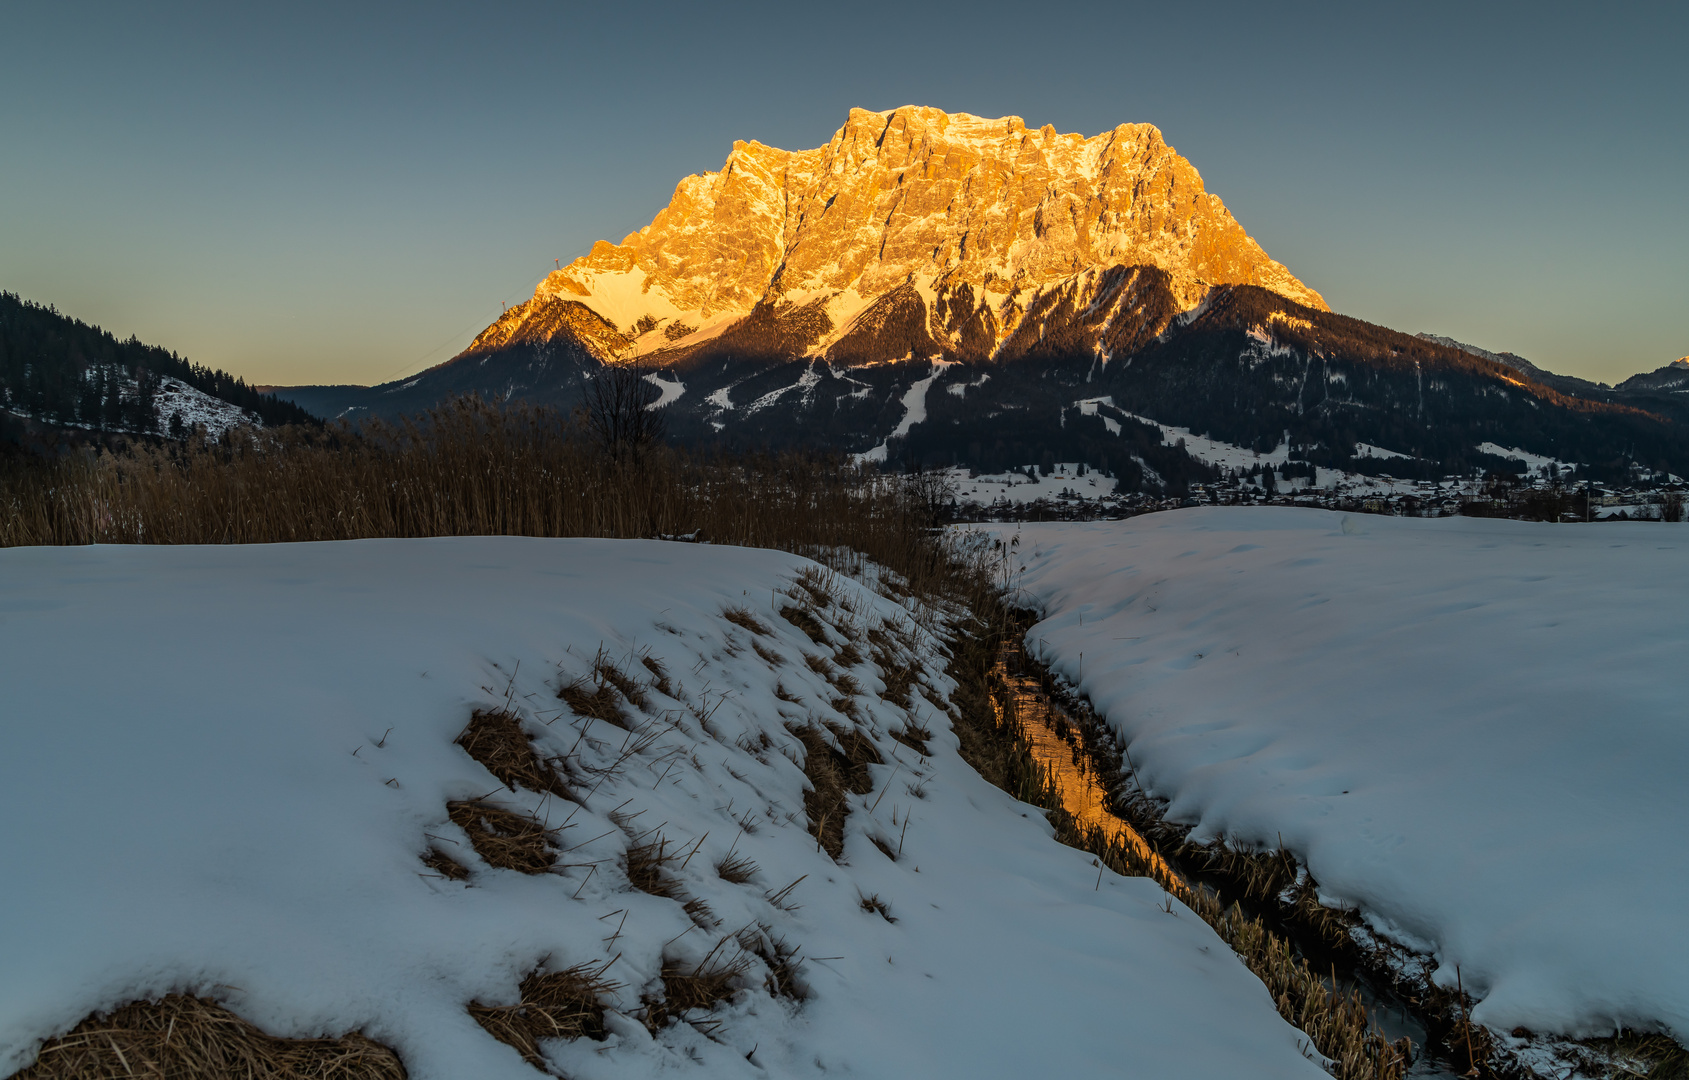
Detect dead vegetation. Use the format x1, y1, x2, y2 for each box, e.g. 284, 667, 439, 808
420, 847, 470, 881
779, 605, 829, 644
469, 962, 617, 1066
889, 721, 933, 757
446, 800, 557, 874
639, 655, 674, 698
642, 939, 752, 1034
10, 994, 405, 1080
723, 607, 770, 636
623, 834, 684, 900
859, 893, 895, 922
788, 723, 882, 859
455, 708, 570, 798
715, 851, 759, 884
737, 924, 806, 1001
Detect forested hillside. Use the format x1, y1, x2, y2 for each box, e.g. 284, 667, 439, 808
0, 292, 315, 433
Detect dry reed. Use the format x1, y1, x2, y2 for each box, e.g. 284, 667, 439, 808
455, 708, 570, 798
445, 800, 557, 874
468, 962, 617, 1066
11, 994, 404, 1080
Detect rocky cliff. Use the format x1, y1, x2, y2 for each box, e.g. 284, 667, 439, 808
461, 105, 1325, 367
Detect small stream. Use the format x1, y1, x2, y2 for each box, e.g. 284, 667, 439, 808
992, 639, 1467, 1080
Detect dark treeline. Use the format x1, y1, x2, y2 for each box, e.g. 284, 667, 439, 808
0, 292, 316, 433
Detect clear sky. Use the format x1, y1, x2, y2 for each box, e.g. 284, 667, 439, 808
3, 1, 1684, 387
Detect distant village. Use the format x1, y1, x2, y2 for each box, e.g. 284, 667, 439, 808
941, 460, 1689, 525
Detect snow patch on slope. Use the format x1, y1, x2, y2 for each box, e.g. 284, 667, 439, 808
0, 537, 1328, 1080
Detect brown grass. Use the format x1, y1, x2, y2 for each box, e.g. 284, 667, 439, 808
723, 607, 770, 636
643, 939, 752, 1034
445, 800, 557, 874
623, 835, 684, 899
455, 708, 570, 798
889, 721, 933, 757
10, 994, 404, 1080
737, 924, 806, 1001
788, 723, 882, 860
715, 852, 759, 884
639, 655, 673, 697
592, 651, 648, 711
0, 400, 959, 605
780, 605, 829, 644
420, 848, 470, 881
558, 675, 625, 728
469, 962, 617, 1066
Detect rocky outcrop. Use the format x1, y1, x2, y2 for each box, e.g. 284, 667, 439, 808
460, 106, 1326, 368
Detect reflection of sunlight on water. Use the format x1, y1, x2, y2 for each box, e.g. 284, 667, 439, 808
991, 644, 1181, 888
993, 643, 1456, 1078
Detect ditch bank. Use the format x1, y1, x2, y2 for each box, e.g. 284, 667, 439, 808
953, 607, 1685, 1080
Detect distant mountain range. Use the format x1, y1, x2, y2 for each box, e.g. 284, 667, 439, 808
125, 107, 1689, 484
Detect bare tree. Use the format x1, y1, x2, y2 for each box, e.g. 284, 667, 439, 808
583, 361, 666, 460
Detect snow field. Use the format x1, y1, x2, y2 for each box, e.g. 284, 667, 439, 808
990, 510, 1689, 1046
0, 537, 1329, 1079
942, 463, 1119, 505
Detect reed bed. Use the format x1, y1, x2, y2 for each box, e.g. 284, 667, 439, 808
0, 397, 959, 594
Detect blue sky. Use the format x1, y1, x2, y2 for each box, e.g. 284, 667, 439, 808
3, 1, 1684, 386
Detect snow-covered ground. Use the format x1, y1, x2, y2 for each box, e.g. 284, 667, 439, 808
943, 463, 1118, 505
1116, 407, 1291, 471
0, 537, 1328, 1080
991, 509, 1689, 1046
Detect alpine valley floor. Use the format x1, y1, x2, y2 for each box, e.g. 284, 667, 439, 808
990, 509, 1689, 1072
0, 537, 1330, 1080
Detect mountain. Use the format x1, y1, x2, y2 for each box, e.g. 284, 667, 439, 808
270, 107, 1689, 485
1, 291, 315, 445
1618, 358, 1689, 394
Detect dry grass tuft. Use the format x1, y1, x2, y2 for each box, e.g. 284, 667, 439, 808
623, 835, 684, 899
421, 848, 470, 881
872, 638, 921, 710
889, 721, 933, 757
715, 852, 759, 884
780, 605, 829, 644
794, 568, 834, 607
469, 962, 617, 1066
592, 652, 648, 710
751, 640, 784, 667
682, 896, 718, 929
722, 607, 770, 636
859, 893, 895, 922
737, 924, 806, 1001
803, 652, 833, 677
446, 800, 557, 874
558, 674, 625, 728
455, 708, 570, 798
788, 723, 881, 859
11, 994, 405, 1080
643, 940, 751, 1034
639, 655, 673, 698
833, 641, 863, 668
773, 682, 800, 705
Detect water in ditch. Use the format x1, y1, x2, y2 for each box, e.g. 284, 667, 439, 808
993, 640, 1467, 1079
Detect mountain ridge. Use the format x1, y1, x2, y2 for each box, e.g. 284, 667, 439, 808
460, 106, 1326, 371
264, 107, 1689, 484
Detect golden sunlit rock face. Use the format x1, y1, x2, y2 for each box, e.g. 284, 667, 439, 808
461, 105, 1326, 367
